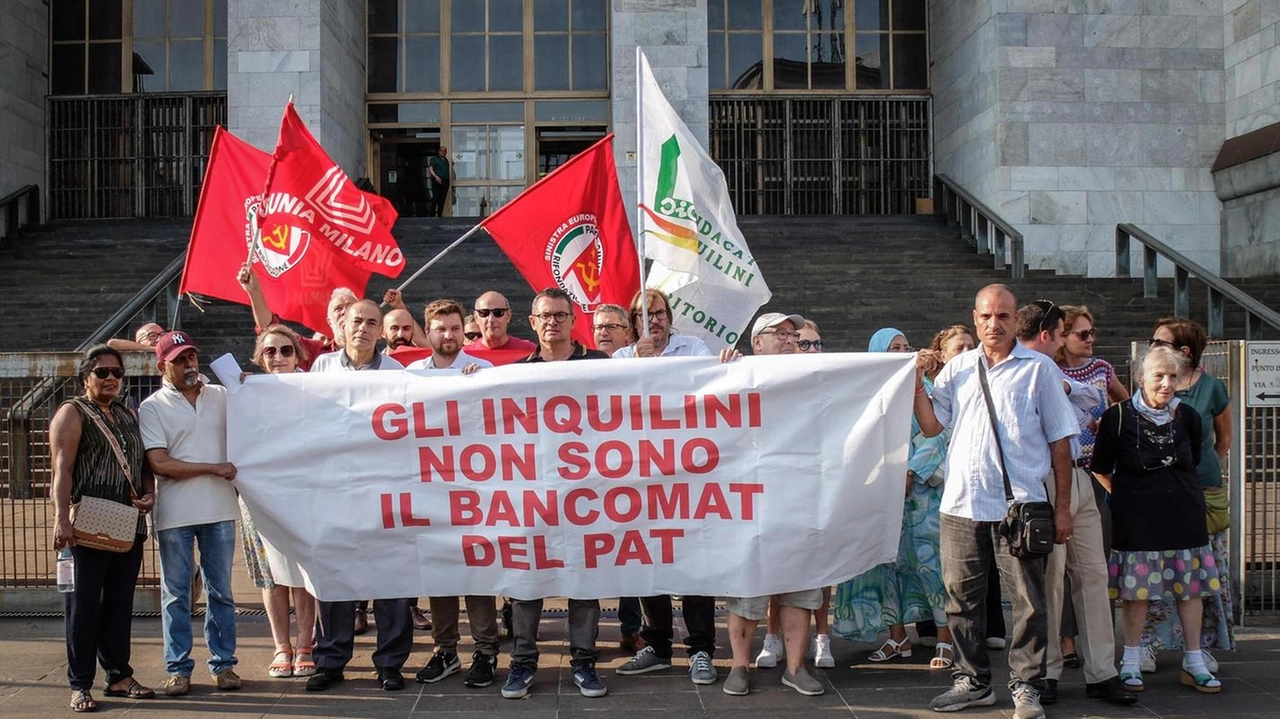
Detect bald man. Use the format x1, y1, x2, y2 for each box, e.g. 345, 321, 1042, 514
467, 291, 536, 353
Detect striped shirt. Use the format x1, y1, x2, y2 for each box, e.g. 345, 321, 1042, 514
64, 398, 146, 534
929, 343, 1079, 522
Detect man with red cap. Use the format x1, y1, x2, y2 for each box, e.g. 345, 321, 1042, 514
138, 331, 242, 697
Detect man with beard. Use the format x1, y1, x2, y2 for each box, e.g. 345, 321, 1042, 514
405, 299, 493, 373
611, 289, 711, 359
383, 309, 418, 353
305, 301, 416, 693
237, 263, 354, 370
139, 331, 241, 696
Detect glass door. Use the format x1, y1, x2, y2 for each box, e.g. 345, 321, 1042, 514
451, 124, 526, 217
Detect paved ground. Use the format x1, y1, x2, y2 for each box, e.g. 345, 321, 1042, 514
2, 607, 1279, 719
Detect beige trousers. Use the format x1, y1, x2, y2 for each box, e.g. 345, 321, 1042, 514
1044, 466, 1119, 683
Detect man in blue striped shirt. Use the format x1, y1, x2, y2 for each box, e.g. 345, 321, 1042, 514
913, 285, 1077, 719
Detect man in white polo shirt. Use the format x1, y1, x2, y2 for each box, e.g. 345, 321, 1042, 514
305, 299, 417, 694
139, 331, 241, 697
406, 299, 494, 373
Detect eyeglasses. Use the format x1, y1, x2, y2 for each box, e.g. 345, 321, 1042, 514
262, 345, 296, 358
759, 330, 799, 342
1149, 338, 1177, 349
475, 308, 509, 318
1070, 328, 1096, 340
91, 367, 125, 379
533, 311, 571, 323
1032, 298, 1062, 333
464, 331, 482, 341
594, 323, 628, 332
798, 339, 824, 351
636, 308, 669, 321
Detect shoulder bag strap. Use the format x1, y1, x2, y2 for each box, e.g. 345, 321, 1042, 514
73, 399, 139, 501
976, 357, 1015, 504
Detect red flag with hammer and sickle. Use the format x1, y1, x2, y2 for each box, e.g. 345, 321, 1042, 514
480, 134, 639, 348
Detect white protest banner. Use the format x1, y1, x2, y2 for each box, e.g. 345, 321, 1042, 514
228, 353, 914, 601
636, 49, 770, 349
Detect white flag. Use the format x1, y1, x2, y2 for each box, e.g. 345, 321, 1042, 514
637, 50, 771, 349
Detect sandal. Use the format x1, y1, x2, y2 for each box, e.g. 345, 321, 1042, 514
293, 646, 317, 677
1180, 660, 1221, 694
1119, 667, 1145, 692
268, 648, 294, 678
868, 636, 912, 662
102, 678, 156, 699
929, 642, 954, 669
70, 689, 98, 713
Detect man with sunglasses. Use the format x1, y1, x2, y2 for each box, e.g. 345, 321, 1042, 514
467, 291, 537, 354
138, 331, 242, 696
1016, 304, 1136, 708
912, 286, 1077, 719
611, 289, 711, 359
502, 288, 608, 700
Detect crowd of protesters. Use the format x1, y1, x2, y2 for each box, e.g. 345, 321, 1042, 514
51, 279, 1235, 718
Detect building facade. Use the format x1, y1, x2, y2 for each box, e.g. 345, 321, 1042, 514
2, 0, 1279, 276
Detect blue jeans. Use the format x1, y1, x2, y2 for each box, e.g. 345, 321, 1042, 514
158, 520, 238, 676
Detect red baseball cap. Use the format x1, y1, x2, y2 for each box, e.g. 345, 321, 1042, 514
155, 331, 200, 362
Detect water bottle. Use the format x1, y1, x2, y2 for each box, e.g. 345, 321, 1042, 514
57, 548, 75, 593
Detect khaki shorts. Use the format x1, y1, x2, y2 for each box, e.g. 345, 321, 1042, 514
726, 589, 823, 621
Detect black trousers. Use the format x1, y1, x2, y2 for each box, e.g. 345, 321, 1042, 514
65, 536, 145, 690
430, 182, 449, 217
639, 594, 717, 658
315, 598, 414, 672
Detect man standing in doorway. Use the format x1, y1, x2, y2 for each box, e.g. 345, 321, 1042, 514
428, 145, 450, 217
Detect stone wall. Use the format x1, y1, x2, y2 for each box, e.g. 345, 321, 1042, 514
611, 0, 710, 233
0, 0, 47, 211
227, 0, 366, 176
933, 1, 1226, 276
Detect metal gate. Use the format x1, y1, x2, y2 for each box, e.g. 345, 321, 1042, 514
708, 96, 931, 216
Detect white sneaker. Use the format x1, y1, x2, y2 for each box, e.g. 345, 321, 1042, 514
1140, 644, 1158, 673
755, 634, 783, 668
813, 634, 835, 668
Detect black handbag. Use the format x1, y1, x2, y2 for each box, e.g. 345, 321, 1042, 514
976, 358, 1055, 558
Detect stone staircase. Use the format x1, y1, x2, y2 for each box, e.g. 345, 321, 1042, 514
2, 216, 1278, 378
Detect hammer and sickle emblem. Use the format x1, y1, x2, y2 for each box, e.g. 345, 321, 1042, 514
264, 225, 289, 251
575, 257, 601, 293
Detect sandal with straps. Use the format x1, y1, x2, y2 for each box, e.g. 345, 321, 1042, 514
268, 648, 294, 678
868, 636, 912, 662
1119, 665, 1145, 692
930, 642, 954, 669
70, 689, 98, 713
1180, 663, 1221, 694
293, 646, 317, 677
103, 677, 155, 699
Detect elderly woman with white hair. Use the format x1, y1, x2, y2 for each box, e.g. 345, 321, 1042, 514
1090, 345, 1222, 695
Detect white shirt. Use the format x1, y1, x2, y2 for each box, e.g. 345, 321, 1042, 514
611, 334, 714, 358
311, 350, 405, 372
139, 381, 239, 532
406, 349, 494, 371
929, 343, 1079, 522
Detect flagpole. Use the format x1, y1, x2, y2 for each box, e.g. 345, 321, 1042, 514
635, 47, 650, 337
391, 223, 485, 294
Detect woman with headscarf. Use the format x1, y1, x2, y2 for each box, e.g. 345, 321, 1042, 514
833, 328, 955, 669
1091, 345, 1222, 693
51, 345, 157, 712
241, 325, 319, 679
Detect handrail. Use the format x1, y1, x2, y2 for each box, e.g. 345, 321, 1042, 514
933, 174, 1025, 279
77, 252, 187, 350
0, 184, 40, 238
1116, 223, 1280, 339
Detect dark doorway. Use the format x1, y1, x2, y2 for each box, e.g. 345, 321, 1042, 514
536, 127, 607, 179
375, 130, 441, 218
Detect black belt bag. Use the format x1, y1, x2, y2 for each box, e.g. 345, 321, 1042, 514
977, 357, 1055, 559
1000, 501, 1055, 558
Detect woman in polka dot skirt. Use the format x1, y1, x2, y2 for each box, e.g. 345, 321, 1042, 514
1090, 345, 1222, 695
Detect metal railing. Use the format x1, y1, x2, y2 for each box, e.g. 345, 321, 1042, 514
708, 96, 932, 215
933, 174, 1026, 280
46, 92, 226, 220
0, 184, 40, 239
1116, 224, 1280, 340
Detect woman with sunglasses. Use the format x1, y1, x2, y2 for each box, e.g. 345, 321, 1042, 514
241, 325, 319, 680
834, 328, 955, 671
50, 345, 158, 712
1138, 318, 1235, 676
1091, 345, 1222, 694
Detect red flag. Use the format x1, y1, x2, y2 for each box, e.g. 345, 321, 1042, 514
261, 103, 405, 278
480, 135, 639, 347
179, 127, 371, 336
